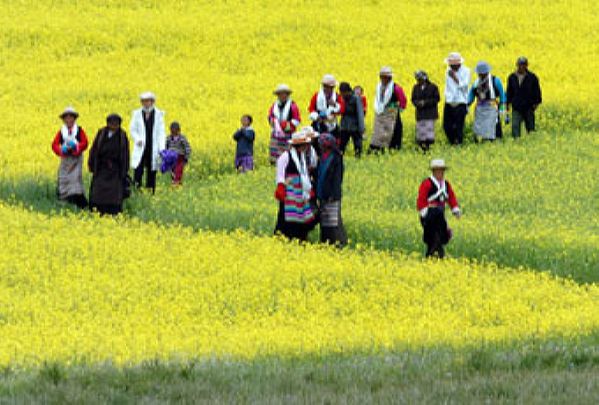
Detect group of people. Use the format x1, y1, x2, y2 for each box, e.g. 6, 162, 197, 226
50, 51, 542, 256
51, 92, 192, 215
267, 52, 542, 157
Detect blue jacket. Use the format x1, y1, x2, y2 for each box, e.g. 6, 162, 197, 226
233, 127, 255, 157
468, 76, 506, 106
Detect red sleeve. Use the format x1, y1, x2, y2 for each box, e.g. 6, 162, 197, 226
52, 131, 63, 157
291, 102, 301, 122
417, 179, 432, 210
71, 128, 89, 156
446, 181, 459, 209
395, 85, 407, 109
267, 104, 275, 123
308, 93, 318, 113
336, 93, 345, 115
361, 96, 368, 115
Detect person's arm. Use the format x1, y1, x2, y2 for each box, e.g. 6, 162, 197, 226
183, 136, 192, 161
411, 85, 419, 108
158, 111, 167, 151
533, 75, 542, 106
458, 67, 471, 91
308, 93, 318, 114
505, 75, 514, 109
467, 85, 476, 106
356, 97, 365, 133
121, 131, 130, 179
447, 181, 461, 217
334, 93, 345, 115
416, 179, 431, 217
334, 154, 344, 200
51, 131, 64, 157
71, 128, 89, 156
362, 95, 368, 115
87, 131, 101, 173
290, 102, 301, 128
495, 78, 507, 111
247, 129, 256, 142
395, 85, 408, 110
129, 111, 141, 146
233, 129, 241, 141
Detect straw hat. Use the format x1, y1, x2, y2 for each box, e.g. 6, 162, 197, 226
288, 131, 312, 145
301, 126, 319, 140
444, 52, 464, 65
430, 159, 448, 170
379, 66, 393, 77
321, 74, 337, 87
273, 84, 292, 95
59, 106, 79, 119
139, 91, 156, 101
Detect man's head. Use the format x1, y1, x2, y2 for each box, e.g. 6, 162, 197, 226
274, 84, 292, 102
140, 91, 156, 109
106, 114, 122, 131
445, 52, 464, 71
339, 82, 352, 98
321, 74, 337, 96
379, 66, 393, 85
516, 56, 528, 74
415, 70, 428, 84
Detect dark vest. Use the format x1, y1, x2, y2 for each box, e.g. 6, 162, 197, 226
59, 127, 82, 144
426, 178, 449, 203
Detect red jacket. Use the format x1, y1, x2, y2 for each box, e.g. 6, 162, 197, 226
52, 126, 89, 157
308, 92, 346, 115
417, 177, 458, 211
360, 95, 368, 116
268, 101, 301, 134
393, 84, 408, 110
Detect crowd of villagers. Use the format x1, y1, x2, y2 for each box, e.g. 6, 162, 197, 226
52, 53, 541, 258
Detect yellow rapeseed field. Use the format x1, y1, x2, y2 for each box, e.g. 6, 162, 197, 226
0, 203, 598, 366
0, 0, 597, 369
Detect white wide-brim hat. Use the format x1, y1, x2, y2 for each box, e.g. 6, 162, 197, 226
321, 74, 337, 87
444, 52, 464, 65
301, 126, 319, 139
430, 159, 448, 170
379, 66, 393, 77
288, 131, 312, 145
140, 91, 156, 101
273, 84, 292, 95
59, 106, 79, 119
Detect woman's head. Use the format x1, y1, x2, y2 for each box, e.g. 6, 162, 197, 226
415, 70, 428, 84
59, 107, 79, 127
379, 66, 393, 85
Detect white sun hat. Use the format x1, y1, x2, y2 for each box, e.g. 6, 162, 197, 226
321, 74, 337, 87
139, 91, 156, 101
273, 84, 292, 95
444, 52, 464, 65
379, 66, 393, 77
430, 159, 448, 170
288, 130, 312, 145
59, 106, 79, 119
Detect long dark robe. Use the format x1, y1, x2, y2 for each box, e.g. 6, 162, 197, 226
88, 128, 130, 212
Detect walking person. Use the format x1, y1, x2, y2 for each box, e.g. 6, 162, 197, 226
316, 133, 347, 247
165, 122, 192, 184
506, 56, 542, 138
233, 114, 256, 173
416, 159, 461, 258
339, 82, 365, 157
468, 61, 507, 142
411, 71, 440, 152
130, 91, 166, 193
268, 84, 301, 164
274, 130, 318, 241
88, 114, 130, 216
308, 74, 345, 140
370, 66, 407, 153
442, 52, 471, 145
51, 107, 89, 209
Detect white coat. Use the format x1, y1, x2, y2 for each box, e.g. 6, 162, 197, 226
130, 107, 166, 170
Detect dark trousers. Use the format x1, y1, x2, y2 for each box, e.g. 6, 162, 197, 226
65, 194, 88, 209
443, 104, 467, 145
90, 203, 122, 216
389, 114, 403, 150
512, 109, 535, 137
421, 208, 450, 258
339, 130, 363, 157
134, 162, 156, 192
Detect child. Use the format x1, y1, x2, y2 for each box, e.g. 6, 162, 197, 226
165, 121, 191, 185
233, 114, 255, 173
353, 85, 368, 116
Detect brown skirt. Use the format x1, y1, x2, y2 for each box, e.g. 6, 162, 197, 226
57, 155, 85, 199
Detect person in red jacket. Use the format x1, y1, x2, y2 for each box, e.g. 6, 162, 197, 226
308, 74, 345, 143
416, 159, 461, 258
51, 106, 89, 209
268, 84, 301, 165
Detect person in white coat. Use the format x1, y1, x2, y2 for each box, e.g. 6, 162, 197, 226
130, 91, 166, 193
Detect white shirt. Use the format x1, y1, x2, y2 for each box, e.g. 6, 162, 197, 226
444, 66, 471, 105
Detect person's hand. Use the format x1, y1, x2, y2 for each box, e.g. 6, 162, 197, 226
319, 111, 328, 119
532, 104, 539, 111
275, 183, 286, 201
452, 207, 462, 219
67, 140, 77, 151
61, 145, 69, 154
